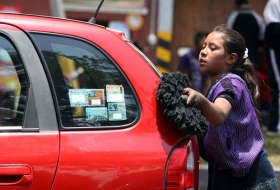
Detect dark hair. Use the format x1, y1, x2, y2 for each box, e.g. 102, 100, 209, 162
235, 0, 248, 5
213, 24, 259, 109
194, 31, 208, 47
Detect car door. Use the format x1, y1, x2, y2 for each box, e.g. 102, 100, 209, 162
0, 24, 59, 189
31, 31, 184, 190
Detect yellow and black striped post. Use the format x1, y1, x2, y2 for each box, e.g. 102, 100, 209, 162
156, 31, 172, 73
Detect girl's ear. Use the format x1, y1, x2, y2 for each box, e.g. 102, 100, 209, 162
227, 53, 238, 65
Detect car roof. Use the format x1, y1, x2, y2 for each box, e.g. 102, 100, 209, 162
0, 13, 124, 38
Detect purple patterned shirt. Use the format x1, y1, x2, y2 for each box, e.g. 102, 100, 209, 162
204, 73, 264, 177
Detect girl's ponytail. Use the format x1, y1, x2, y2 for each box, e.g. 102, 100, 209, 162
213, 25, 260, 110
231, 58, 260, 109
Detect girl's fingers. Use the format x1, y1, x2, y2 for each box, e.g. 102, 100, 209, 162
183, 87, 191, 95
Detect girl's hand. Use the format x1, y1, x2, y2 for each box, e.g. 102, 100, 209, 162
183, 87, 203, 107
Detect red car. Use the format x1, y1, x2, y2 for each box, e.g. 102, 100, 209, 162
0, 11, 199, 190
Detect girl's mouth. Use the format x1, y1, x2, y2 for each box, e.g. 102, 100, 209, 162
199, 58, 206, 64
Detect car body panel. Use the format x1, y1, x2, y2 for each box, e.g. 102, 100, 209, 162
0, 134, 59, 189
0, 13, 199, 190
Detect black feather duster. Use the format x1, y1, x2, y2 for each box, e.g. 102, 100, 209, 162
156, 72, 208, 135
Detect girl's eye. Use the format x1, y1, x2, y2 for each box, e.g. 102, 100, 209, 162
210, 46, 216, 50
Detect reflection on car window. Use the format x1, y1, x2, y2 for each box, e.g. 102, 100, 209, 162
31, 33, 138, 128
0, 35, 29, 126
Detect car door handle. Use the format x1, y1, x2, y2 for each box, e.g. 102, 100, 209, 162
0, 164, 33, 186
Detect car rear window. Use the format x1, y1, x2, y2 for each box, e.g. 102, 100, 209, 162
31, 33, 139, 129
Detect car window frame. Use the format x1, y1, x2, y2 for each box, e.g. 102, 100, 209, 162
29, 32, 141, 131
0, 31, 35, 132
0, 25, 58, 132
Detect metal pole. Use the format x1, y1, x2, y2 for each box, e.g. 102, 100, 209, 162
150, 0, 157, 34
147, 0, 158, 46
49, 0, 66, 18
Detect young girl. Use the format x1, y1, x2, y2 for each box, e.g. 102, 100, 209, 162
183, 25, 277, 189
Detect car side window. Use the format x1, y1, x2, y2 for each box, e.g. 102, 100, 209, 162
0, 35, 29, 126
31, 33, 139, 129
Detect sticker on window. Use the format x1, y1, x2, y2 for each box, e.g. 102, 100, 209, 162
87, 89, 105, 106
69, 89, 105, 107
108, 103, 126, 121
106, 85, 124, 102
69, 89, 88, 107
86, 107, 108, 122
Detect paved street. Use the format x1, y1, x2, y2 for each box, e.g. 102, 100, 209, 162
199, 164, 280, 190
199, 165, 208, 190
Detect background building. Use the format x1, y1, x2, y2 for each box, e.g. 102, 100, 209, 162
0, 0, 267, 73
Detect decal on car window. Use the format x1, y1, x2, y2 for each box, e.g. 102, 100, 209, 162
106, 85, 124, 102
86, 107, 108, 122
87, 89, 105, 106
69, 89, 88, 107
108, 103, 126, 121
69, 89, 105, 107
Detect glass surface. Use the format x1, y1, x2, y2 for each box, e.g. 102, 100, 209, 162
0, 35, 29, 126
32, 33, 138, 128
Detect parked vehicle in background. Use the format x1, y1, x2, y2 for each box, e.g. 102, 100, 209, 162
0, 8, 199, 190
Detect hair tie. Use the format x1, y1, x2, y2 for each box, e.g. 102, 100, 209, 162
243, 48, 248, 59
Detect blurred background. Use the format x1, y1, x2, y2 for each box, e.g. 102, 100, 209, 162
0, 0, 267, 73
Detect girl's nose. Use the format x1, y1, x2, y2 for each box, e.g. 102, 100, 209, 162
200, 49, 206, 57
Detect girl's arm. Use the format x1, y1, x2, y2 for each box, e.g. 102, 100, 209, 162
183, 87, 232, 126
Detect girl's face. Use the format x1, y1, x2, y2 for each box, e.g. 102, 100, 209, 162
199, 31, 232, 80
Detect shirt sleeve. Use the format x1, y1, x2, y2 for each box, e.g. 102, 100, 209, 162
263, 0, 280, 24
211, 78, 245, 107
